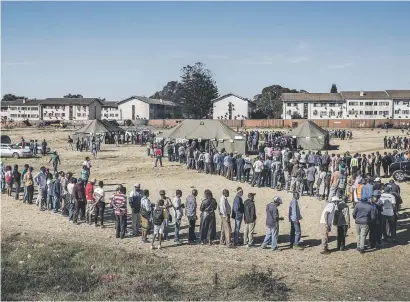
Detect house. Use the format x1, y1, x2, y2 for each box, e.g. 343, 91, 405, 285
1, 98, 42, 121
211, 93, 255, 120
281, 93, 345, 119
386, 90, 410, 119
101, 101, 120, 120
39, 98, 102, 121
117, 96, 179, 120
342, 91, 392, 119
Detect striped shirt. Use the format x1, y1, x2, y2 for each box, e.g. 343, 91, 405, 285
112, 193, 127, 216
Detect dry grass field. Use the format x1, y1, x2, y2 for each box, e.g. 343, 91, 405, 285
1, 126, 410, 300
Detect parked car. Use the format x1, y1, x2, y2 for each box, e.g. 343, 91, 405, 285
390, 161, 410, 182
13, 142, 51, 154
0, 144, 33, 158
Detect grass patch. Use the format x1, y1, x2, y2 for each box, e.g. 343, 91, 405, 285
1, 233, 290, 301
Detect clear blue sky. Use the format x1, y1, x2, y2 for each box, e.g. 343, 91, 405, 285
2, 1, 410, 101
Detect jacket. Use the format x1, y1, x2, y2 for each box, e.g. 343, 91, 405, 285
243, 199, 256, 223
352, 201, 375, 225
129, 189, 143, 213
333, 201, 350, 227
289, 199, 302, 222
232, 195, 244, 219
265, 202, 279, 228
73, 182, 86, 201
52, 179, 61, 198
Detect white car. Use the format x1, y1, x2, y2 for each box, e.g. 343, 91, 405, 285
13, 142, 51, 154
0, 144, 33, 158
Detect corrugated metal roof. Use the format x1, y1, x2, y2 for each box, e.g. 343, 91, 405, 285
101, 101, 118, 108
281, 93, 343, 102
1, 99, 42, 106
211, 93, 256, 104
117, 96, 177, 106
340, 91, 390, 99
385, 90, 410, 99
40, 98, 102, 105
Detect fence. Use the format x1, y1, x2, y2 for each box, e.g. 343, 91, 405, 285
146, 119, 410, 129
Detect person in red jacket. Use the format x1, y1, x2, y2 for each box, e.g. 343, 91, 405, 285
85, 178, 96, 225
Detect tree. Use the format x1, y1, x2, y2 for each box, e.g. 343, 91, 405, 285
2, 94, 26, 102
63, 94, 83, 98
179, 62, 218, 118
150, 81, 184, 105
330, 84, 338, 93
253, 85, 304, 118
291, 111, 303, 119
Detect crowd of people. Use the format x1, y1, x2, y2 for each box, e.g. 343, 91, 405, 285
383, 136, 410, 150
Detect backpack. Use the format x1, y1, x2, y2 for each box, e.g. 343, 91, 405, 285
153, 208, 165, 226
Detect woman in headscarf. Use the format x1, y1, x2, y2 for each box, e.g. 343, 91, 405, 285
199, 189, 217, 245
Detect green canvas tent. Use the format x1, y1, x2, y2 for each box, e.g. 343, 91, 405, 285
291, 120, 329, 150
75, 119, 124, 134
158, 119, 246, 154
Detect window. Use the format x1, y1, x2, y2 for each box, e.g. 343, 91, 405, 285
77, 113, 81, 117
77, 106, 81, 111
395, 110, 400, 114
365, 102, 373, 106
359, 111, 363, 115
10, 114, 17, 118
403, 101, 409, 106
329, 103, 336, 107
402, 110, 409, 115
349, 101, 358, 106
82, 113, 86, 117
55, 113, 60, 117
320, 111, 327, 116
359, 102, 363, 106
61, 113, 65, 117
379, 102, 389, 106
313, 103, 319, 107
364, 111, 373, 115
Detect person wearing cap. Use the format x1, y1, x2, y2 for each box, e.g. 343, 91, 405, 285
129, 184, 143, 236
373, 177, 382, 190
369, 190, 383, 249
261, 197, 283, 251
232, 187, 244, 245
333, 196, 350, 251
289, 192, 303, 249
85, 178, 96, 224
319, 196, 338, 254
243, 193, 257, 247
352, 191, 375, 253
379, 186, 397, 242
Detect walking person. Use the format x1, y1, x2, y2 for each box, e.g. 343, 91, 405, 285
232, 187, 244, 246
112, 186, 127, 239
319, 196, 338, 254
129, 184, 143, 236
333, 197, 350, 251
243, 193, 257, 247
261, 197, 283, 251
185, 189, 198, 244
289, 192, 304, 249
219, 189, 232, 247
49, 151, 61, 174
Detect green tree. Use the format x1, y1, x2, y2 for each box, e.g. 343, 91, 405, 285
291, 111, 303, 119
330, 84, 338, 93
253, 85, 303, 118
150, 81, 184, 105
63, 94, 83, 98
1, 94, 26, 102
179, 62, 218, 118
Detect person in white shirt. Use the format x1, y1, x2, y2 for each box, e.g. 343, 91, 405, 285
67, 177, 76, 221
204, 151, 211, 174
93, 180, 106, 227
172, 189, 183, 244
34, 167, 47, 208
380, 186, 397, 241
252, 157, 264, 187
319, 196, 338, 254
219, 189, 232, 247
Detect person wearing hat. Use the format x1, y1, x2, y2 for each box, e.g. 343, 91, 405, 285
319, 196, 338, 254
85, 178, 96, 224
369, 190, 383, 249
129, 184, 143, 236
333, 196, 350, 251
373, 177, 382, 191
243, 193, 257, 247
289, 192, 303, 249
352, 190, 375, 253
261, 196, 283, 251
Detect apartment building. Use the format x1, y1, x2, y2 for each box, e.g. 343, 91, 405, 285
1, 99, 41, 121
282, 93, 345, 119
342, 91, 392, 119
101, 101, 120, 120
117, 96, 179, 120
387, 90, 410, 119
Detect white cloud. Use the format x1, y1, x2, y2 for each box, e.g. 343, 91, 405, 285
327, 62, 353, 69
288, 56, 309, 63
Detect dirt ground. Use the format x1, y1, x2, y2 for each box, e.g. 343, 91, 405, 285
1, 126, 410, 300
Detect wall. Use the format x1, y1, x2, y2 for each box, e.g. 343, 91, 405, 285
102, 107, 120, 119
7, 105, 40, 121
118, 99, 149, 120
346, 99, 392, 119
393, 99, 410, 119
213, 95, 249, 120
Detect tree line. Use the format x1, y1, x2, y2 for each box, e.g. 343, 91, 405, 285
1, 63, 339, 119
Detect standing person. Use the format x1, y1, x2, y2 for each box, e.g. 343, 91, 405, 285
41, 139, 47, 155
34, 167, 47, 209
51, 173, 61, 213
93, 180, 105, 227
21, 164, 29, 202
49, 151, 61, 174
243, 193, 257, 247
140, 189, 152, 243
112, 186, 127, 239
306, 163, 317, 197
85, 178, 96, 224
261, 197, 283, 251
379, 186, 397, 242
352, 193, 375, 253
289, 192, 304, 249
369, 190, 383, 249
219, 189, 232, 247
319, 196, 338, 255
172, 189, 183, 244
232, 187, 244, 246
185, 189, 198, 244
151, 199, 168, 249
72, 179, 86, 224
333, 197, 350, 251
328, 167, 340, 201
154, 145, 163, 167
251, 157, 263, 187
59, 172, 69, 215
129, 184, 143, 236
24, 167, 34, 204
12, 165, 21, 201
68, 136, 74, 150
5, 166, 13, 197
67, 178, 77, 222
199, 190, 217, 245
80, 165, 90, 184
317, 166, 327, 200
236, 155, 244, 182
159, 190, 172, 241
0, 162, 5, 194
